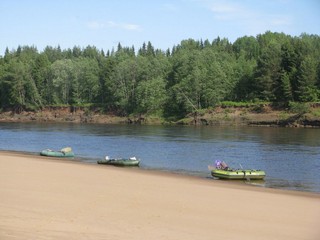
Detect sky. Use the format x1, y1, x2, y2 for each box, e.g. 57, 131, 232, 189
1, 0, 319, 54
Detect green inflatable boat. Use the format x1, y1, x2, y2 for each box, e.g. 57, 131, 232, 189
97, 156, 140, 167
211, 169, 266, 180
209, 160, 266, 180
40, 147, 75, 158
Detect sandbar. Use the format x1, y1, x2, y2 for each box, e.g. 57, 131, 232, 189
0, 151, 319, 240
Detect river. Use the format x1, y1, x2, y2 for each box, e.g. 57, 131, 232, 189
0, 122, 319, 193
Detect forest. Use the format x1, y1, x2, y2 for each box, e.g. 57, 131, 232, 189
0, 31, 320, 120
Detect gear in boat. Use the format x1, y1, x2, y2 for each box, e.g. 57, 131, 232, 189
97, 155, 140, 167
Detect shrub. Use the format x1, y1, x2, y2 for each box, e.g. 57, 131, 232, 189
288, 102, 310, 114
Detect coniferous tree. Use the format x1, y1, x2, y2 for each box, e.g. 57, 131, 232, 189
296, 56, 319, 102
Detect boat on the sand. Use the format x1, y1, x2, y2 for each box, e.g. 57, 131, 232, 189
209, 160, 266, 180
40, 147, 75, 158
97, 156, 140, 167
211, 168, 266, 180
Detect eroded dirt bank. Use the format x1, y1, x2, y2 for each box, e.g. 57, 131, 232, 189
0, 105, 320, 127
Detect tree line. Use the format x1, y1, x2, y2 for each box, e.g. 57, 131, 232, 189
0, 31, 319, 119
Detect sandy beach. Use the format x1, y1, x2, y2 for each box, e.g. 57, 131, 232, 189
0, 151, 319, 240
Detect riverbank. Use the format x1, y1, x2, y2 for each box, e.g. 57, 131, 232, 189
0, 151, 319, 239
1, 104, 320, 127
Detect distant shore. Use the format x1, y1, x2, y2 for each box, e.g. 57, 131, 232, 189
1, 105, 320, 127
0, 151, 319, 239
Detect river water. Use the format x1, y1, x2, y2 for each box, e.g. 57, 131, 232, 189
0, 122, 319, 193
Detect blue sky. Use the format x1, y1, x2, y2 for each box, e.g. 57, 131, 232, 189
1, 0, 319, 53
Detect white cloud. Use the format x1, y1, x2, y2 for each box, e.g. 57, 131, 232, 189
186, 0, 296, 41
210, 2, 238, 14
208, 1, 247, 20
122, 23, 142, 31
106, 21, 117, 28
87, 20, 142, 31
203, 0, 293, 31
269, 16, 292, 26
86, 21, 105, 30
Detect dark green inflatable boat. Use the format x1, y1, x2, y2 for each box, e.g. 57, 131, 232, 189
97, 156, 140, 167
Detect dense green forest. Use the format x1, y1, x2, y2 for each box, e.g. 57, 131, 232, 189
0, 31, 320, 119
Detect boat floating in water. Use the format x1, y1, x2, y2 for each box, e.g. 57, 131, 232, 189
209, 160, 266, 180
97, 156, 140, 167
40, 147, 75, 158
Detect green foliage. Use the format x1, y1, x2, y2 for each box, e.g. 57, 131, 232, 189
0, 32, 319, 120
288, 102, 310, 114
220, 101, 263, 108
135, 76, 167, 114
311, 108, 320, 117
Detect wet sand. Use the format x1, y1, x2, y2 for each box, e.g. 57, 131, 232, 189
0, 151, 319, 240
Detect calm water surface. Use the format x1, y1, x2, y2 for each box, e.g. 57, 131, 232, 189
0, 122, 319, 193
